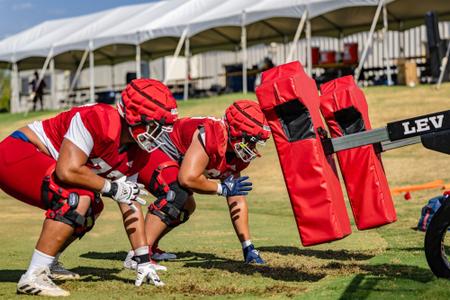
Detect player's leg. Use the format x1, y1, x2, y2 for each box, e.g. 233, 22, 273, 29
153, 195, 196, 244
227, 195, 265, 264
32, 95, 37, 111
0, 135, 97, 296
49, 235, 79, 280
49, 197, 104, 280
38, 94, 44, 111
125, 151, 191, 268
149, 195, 196, 261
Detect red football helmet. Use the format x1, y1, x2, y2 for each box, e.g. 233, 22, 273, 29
117, 78, 178, 152
224, 100, 271, 162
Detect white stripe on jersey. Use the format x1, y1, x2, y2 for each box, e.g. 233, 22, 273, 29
28, 121, 60, 160
64, 112, 94, 157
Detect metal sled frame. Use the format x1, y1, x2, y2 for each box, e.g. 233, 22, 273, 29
322, 110, 450, 155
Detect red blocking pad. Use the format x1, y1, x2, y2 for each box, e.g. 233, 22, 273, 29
256, 61, 351, 246
320, 75, 396, 230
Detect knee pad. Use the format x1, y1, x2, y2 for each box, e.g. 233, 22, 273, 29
149, 182, 190, 227
74, 195, 103, 238
42, 174, 100, 238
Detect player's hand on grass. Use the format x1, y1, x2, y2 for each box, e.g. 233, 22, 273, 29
135, 263, 164, 287
218, 175, 252, 197
102, 180, 148, 211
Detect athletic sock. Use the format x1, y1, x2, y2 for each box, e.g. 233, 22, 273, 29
25, 249, 55, 276
241, 240, 252, 249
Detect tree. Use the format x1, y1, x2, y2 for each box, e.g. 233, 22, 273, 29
0, 69, 11, 112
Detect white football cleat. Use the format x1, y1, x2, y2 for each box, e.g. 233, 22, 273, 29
151, 247, 177, 261
123, 250, 167, 271
17, 267, 70, 297
50, 261, 80, 280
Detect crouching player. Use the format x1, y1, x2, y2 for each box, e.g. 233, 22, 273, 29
124, 100, 271, 268
0, 79, 178, 296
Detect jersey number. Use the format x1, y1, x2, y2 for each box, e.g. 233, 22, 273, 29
90, 158, 125, 180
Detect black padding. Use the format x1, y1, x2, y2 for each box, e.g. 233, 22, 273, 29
150, 182, 190, 226
132, 253, 150, 264
274, 100, 315, 142
53, 208, 86, 229
166, 182, 190, 212
421, 130, 450, 154
334, 106, 365, 135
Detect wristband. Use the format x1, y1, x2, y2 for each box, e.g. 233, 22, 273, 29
216, 183, 223, 196
132, 246, 150, 264
101, 180, 117, 197
101, 180, 111, 194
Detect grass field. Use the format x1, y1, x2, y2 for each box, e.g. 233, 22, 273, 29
0, 84, 449, 299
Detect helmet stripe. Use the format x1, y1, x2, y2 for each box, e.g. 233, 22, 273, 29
232, 102, 264, 127
130, 81, 171, 112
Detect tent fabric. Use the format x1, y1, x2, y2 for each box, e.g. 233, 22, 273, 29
0, 0, 448, 70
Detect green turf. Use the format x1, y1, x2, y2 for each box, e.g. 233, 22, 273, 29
0, 84, 450, 299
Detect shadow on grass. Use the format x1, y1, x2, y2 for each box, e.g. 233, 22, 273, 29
0, 269, 24, 282
0, 266, 130, 284
80, 251, 128, 261
173, 250, 222, 261
259, 246, 375, 261
71, 266, 130, 284
334, 262, 435, 300
177, 251, 325, 283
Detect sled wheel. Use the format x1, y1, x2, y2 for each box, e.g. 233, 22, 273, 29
425, 197, 450, 278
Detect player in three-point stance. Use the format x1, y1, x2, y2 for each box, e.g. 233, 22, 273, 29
0, 79, 177, 296
124, 100, 271, 268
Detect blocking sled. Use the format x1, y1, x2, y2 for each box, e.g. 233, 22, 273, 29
320, 76, 396, 230
256, 61, 352, 246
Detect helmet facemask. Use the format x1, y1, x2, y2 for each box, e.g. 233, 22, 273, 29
129, 121, 173, 153
231, 135, 266, 163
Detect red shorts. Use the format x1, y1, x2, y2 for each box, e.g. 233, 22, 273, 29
138, 148, 186, 197
0, 136, 101, 212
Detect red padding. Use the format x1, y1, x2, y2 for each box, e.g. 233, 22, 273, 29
256, 61, 351, 246
320, 75, 396, 230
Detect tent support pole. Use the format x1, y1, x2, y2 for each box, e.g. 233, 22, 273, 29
66, 48, 89, 104
111, 64, 115, 90
241, 10, 247, 95
436, 40, 450, 90
136, 44, 142, 79
354, 0, 384, 82
183, 36, 190, 101
10, 62, 19, 113
50, 58, 56, 110
283, 36, 288, 62
383, 4, 393, 85
287, 10, 308, 62
89, 40, 95, 103
306, 19, 312, 75
164, 28, 188, 84
36, 47, 54, 89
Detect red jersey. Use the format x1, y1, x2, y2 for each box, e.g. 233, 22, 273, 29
169, 117, 249, 180
27, 103, 149, 180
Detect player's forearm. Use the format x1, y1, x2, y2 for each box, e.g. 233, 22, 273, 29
55, 164, 106, 192
178, 174, 218, 195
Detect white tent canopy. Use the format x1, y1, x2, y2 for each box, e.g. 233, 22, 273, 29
1, 0, 449, 70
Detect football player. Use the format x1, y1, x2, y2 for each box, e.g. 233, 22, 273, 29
0, 79, 177, 296
124, 100, 271, 269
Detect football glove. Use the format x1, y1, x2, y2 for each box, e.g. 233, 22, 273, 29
218, 175, 253, 197
102, 180, 147, 212
135, 263, 164, 287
